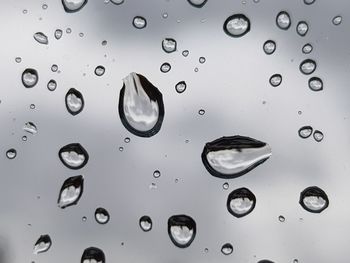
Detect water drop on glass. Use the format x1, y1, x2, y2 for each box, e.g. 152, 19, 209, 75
22, 136, 27, 141
33, 32, 48, 45
187, 0, 207, 8
199, 57, 206, 63
139, 216, 152, 232
66, 28, 72, 34
221, 243, 233, 255
133, 16, 147, 29
302, 43, 313, 54
30, 104, 36, 109
160, 62, 171, 73
162, 38, 177, 53
6, 149, 16, 159
168, 215, 196, 248
62, 0, 88, 13
223, 14, 250, 37
54, 29, 63, 40
300, 186, 329, 213
95, 65, 105, 76
58, 175, 84, 208
111, 0, 124, 5
81, 247, 105, 263
227, 187, 256, 217
95, 208, 110, 224
263, 40, 276, 55
153, 170, 161, 178
276, 11, 291, 30
308, 77, 323, 91
82, 216, 87, 221
42, 4, 48, 9
33, 235, 51, 254
332, 15, 342, 25
162, 12, 168, 19
298, 126, 313, 139
182, 50, 189, 57
223, 182, 229, 190
313, 130, 324, 142
23, 122, 37, 134
22, 68, 38, 88
58, 143, 89, 169
299, 59, 316, 75
269, 74, 282, 87
304, 0, 315, 4
296, 21, 309, 36
198, 109, 205, 115
65, 88, 84, 115
278, 215, 285, 222
175, 81, 186, 94
47, 79, 57, 91
15, 57, 22, 63
124, 137, 130, 143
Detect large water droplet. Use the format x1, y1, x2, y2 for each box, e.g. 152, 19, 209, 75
33, 32, 48, 45
296, 21, 309, 36
162, 38, 177, 53
308, 77, 323, 91
58, 175, 84, 208
65, 88, 84, 115
168, 215, 196, 248
175, 81, 187, 94
118, 72, 165, 137
227, 187, 256, 218
54, 29, 63, 40
298, 126, 313, 139
221, 243, 233, 255
276, 11, 291, 30
58, 143, 89, 169
269, 74, 282, 87
187, 0, 207, 8
263, 40, 276, 55
95, 208, 110, 224
332, 15, 342, 25
81, 247, 105, 263
160, 62, 171, 73
299, 59, 316, 75
47, 79, 57, 91
300, 186, 329, 213
202, 136, 272, 179
133, 16, 147, 29
313, 130, 324, 142
139, 216, 152, 232
33, 235, 52, 254
95, 65, 105, 76
302, 43, 313, 54
23, 122, 37, 134
22, 68, 38, 88
62, 0, 88, 13
223, 14, 250, 37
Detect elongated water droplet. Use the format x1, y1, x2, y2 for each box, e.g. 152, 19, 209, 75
62, 0, 88, 13
187, 0, 207, 8
139, 216, 152, 232
221, 243, 233, 255
258, 260, 275, 263
59, 143, 89, 169
223, 14, 250, 37
58, 175, 84, 208
118, 72, 165, 137
23, 122, 37, 134
300, 186, 329, 213
276, 11, 291, 30
296, 21, 309, 36
298, 126, 313, 138
6, 149, 16, 159
175, 81, 187, 93
33, 32, 48, 45
168, 215, 196, 248
269, 74, 282, 87
65, 88, 84, 115
308, 77, 323, 91
33, 235, 52, 254
22, 68, 38, 88
111, 0, 124, 4
202, 136, 271, 179
263, 40, 276, 55
160, 62, 171, 73
94, 65, 105, 76
133, 16, 147, 29
227, 187, 256, 217
302, 43, 313, 54
162, 38, 177, 53
47, 79, 57, 91
95, 208, 110, 224
81, 247, 105, 263
332, 15, 342, 25
54, 29, 63, 40
313, 130, 324, 142
299, 59, 316, 75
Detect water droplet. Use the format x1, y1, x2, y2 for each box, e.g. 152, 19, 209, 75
23, 122, 37, 135
263, 40, 276, 55
22, 68, 38, 88
54, 29, 63, 40
313, 130, 324, 142
308, 77, 323, 91
82, 216, 87, 221
168, 215, 196, 248
95, 65, 105, 76
153, 170, 161, 178
160, 62, 171, 73
111, 0, 124, 4
58, 143, 89, 169
182, 50, 189, 57
79, 32, 84, 37
300, 186, 329, 213
223, 14, 250, 37
139, 216, 152, 232
162, 38, 177, 53
223, 182, 229, 190
227, 188, 256, 217
149, 182, 157, 189
6, 149, 17, 159
51, 64, 58, 72
199, 57, 206, 63
293, 259, 299, 263
62, 0, 88, 13
302, 43, 313, 54
278, 215, 285, 222
58, 175, 84, 208
133, 16, 147, 29
162, 12, 168, 19
298, 111, 302, 115
95, 208, 110, 224
119, 146, 124, 151
299, 59, 316, 75
202, 135, 272, 179
175, 81, 187, 94
304, 0, 315, 5
124, 137, 130, 143
22, 136, 27, 141
23, 9, 28, 14
65, 88, 84, 115
33, 32, 48, 45
276, 11, 291, 30
42, 4, 48, 9
258, 260, 275, 263
30, 104, 36, 109
221, 243, 233, 255
332, 15, 342, 25
33, 235, 51, 254
47, 79, 57, 91
15, 57, 22, 63
298, 126, 313, 139
118, 72, 165, 137
187, 0, 207, 7
269, 74, 282, 87
194, 67, 199, 72
296, 21, 309, 36
81, 247, 105, 263
66, 28, 72, 34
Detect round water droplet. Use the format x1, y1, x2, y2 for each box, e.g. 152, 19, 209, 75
223, 14, 250, 37
276, 11, 291, 30
182, 50, 189, 57
23, 122, 37, 134
101, 40, 107, 46
278, 215, 285, 222
79, 32, 84, 37
187, 0, 207, 8
66, 28, 72, 34
293, 259, 299, 263
198, 109, 205, 115
119, 146, 124, 152
6, 149, 16, 159
30, 104, 36, 109
199, 57, 206, 63
58, 175, 84, 208
33, 32, 48, 45
175, 81, 187, 94
160, 62, 171, 73
139, 215, 152, 232
54, 29, 63, 40
296, 21, 309, 36
299, 59, 316, 75
65, 88, 84, 115
22, 136, 27, 141
227, 187, 256, 218
51, 64, 58, 72
124, 137, 130, 143
168, 215, 196, 248
263, 40, 276, 55
258, 260, 275, 263
23, 9, 28, 14
308, 77, 323, 91
313, 130, 324, 142
162, 12, 168, 19
59, 143, 89, 169
298, 126, 313, 139
42, 4, 48, 9
33, 235, 51, 254
332, 15, 342, 25
133, 16, 147, 29
304, 0, 315, 4
15, 57, 22, 63
223, 182, 229, 190
95, 207, 110, 224
95, 65, 105, 76
300, 186, 329, 213
153, 170, 161, 178
269, 74, 282, 87
111, 0, 124, 4
22, 68, 38, 88
302, 43, 313, 54
47, 79, 57, 91
82, 216, 87, 221
221, 243, 233, 255
62, 0, 88, 13
162, 38, 177, 53
81, 247, 105, 263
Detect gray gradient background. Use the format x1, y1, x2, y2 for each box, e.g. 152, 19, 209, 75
0, 0, 349, 262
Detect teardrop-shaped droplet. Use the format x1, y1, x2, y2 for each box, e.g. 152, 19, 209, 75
303, 0, 315, 5
33, 32, 48, 45
263, 40, 276, 55
23, 122, 37, 134
139, 215, 152, 232
269, 74, 282, 87
47, 79, 57, 91
6, 149, 17, 159
58, 143, 89, 169
133, 16, 147, 29
202, 136, 272, 179
223, 14, 250, 37
308, 77, 323, 91
95, 208, 110, 224
81, 247, 105, 263
58, 175, 84, 208
54, 29, 63, 40
168, 215, 196, 248
221, 243, 233, 255
175, 81, 187, 94
332, 15, 342, 25
302, 43, 313, 54
296, 21, 309, 36
162, 38, 177, 53
22, 68, 38, 88
65, 88, 84, 115
313, 130, 324, 142
95, 65, 105, 76
276, 11, 291, 30
187, 0, 207, 8
299, 186, 329, 213
33, 235, 52, 254
160, 62, 171, 73
299, 59, 316, 75
111, 0, 124, 5
62, 0, 88, 13
227, 187, 256, 218
118, 72, 165, 137
298, 126, 313, 139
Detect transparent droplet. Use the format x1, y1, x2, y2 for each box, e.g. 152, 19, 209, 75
22, 136, 27, 141
304, 0, 315, 5
258, 260, 275, 263
263, 40, 276, 55
111, 0, 124, 5
149, 182, 157, 189
162, 12, 168, 19
30, 104, 36, 109
175, 81, 187, 94
293, 259, 299, 263
6, 149, 17, 159
23, 122, 37, 135
66, 28, 72, 34
160, 62, 171, 73
54, 29, 63, 40
95, 65, 105, 76
278, 215, 285, 222
79, 32, 84, 37
124, 137, 130, 143
308, 77, 323, 91
119, 146, 124, 152
269, 74, 282, 87
51, 64, 58, 72
223, 14, 250, 37
59, 143, 89, 169
162, 38, 177, 53
133, 16, 147, 29
139, 216, 152, 232
221, 243, 233, 255
182, 50, 189, 57
58, 175, 84, 208
313, 130, 324, 142
33, 32, 48, 45
302, 43, 313, 54
296, 21, 309, 36
332, 15, 342, 25
33, 235, 51, 254
153, 170, 161, 178
47, 79, 57, 91
42, 4, 48, 9
227, 188, 256, 217
168, 215, 196, 248
202, 135, 272, 178
298, 126, 313, 139
299, 59, 316, 75
198, 109, 205, 115
65, 88, 84, 115
194, 67, 199, 72
62, 0, 88, 13
276, 11, 291, 30
187, 0, 207, 8
22, 68, 38, 88
101, 40, 107, 46
82, 216, 87, 221
223, 182, 229, 190
23, 9, 28, 14
95, 208, 110, 224
81, 247, 105, 263
15, 57, 22, 63
199, 57, 206, 63
300, 186, 329, 213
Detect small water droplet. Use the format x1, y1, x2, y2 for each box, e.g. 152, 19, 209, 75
111, 0, 124, 5
22, 68, 38, 88
101, 40, 107, 46
182, 50, 189, 57
168, 215, 196, 248
82, 216, 87, 221
47, 79, 57, 91
187, 0, 207, 7
263, 40, 276, 55
79, 32, 84, 37
51, 64, 58, 72
119, 146, 124, 152
221, 243, 233, 255
296, 21, 309, 36
293, 259, 299, 263
54, 29, 63, 40
332, 15, 342, 25
33, 32, 48, 45
300, 186, 329, 213
258, 260, 275, 263
15, 57, 22, 63
65, 88, 84, 115
194, 67, 199, 72
42, 4, 48, 9
124, 137, 130, 143
95, 208, 110, 224
95, 65, 105, 76
23, 9, 28, 14
22, 136, 27, 141
162, 12, 168, 19
227, 187, 256, 217
59, 143, 89, 169
223, 182, 229, 190
62, 0, 88, 13
30, 104, 36, 109
160, 62, 171, 73
33, 235, 51, 254
313, 130, 324, 142
199, 57, 206, 63
81, 247, 105, 263
278, 215, 285, 222
139, 216, 152, 232
153, 170, 161, 178
299, 59, 316, 75
223, 14, 250, 37
298, 126, 313, 139
302, 43, 313, 54
308, 77, 323, 91
198, 109, 205, 115
58, 175, 84, 208
276, 11, 291, 30
298, 111, 302, 115
66, 28, 72, 34
23, 122, 37, 134
304, 0, 315, 5
162, 38, 177, 53
175, 81, 187, 94
133, 16, 147, 29
6, 149, 16, 159
269, 74, 282, 87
